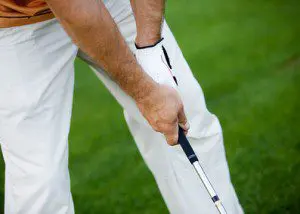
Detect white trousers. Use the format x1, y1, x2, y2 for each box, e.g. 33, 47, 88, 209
0, 20, 76, 213
0, 0, 243, 213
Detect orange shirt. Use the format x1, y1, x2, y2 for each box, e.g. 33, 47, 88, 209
0, 0, 54, 28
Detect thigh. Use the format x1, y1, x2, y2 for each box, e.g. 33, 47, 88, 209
0, 19, 77, 214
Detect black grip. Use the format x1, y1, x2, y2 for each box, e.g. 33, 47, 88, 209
178, 127, 199, 164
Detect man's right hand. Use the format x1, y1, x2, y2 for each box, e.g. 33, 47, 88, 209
136, 84, 189, 146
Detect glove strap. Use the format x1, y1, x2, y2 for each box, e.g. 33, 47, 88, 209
135, 38, 164, 49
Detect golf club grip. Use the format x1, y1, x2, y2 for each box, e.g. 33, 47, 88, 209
178, 127, 199, 164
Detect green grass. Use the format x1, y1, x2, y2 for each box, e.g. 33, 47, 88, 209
1, 0, 300, 213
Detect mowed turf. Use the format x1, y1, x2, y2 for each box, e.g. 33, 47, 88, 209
0, 0, 299, 213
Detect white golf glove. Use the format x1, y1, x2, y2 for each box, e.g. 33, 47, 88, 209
135, 38, 178, 89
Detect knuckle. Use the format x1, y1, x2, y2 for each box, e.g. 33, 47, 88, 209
179, 119, 187, 126
173, 135, 179, 143
149, 122, 160, 132
152, 122, 170, 134
164, 125, 176, 134
152, 126, 160, 132
179, 120, 188, 129
158, 121, 171, 131
179, 103, 184, 111
167, 135, 178, 146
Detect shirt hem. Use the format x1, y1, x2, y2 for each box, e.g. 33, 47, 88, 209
0, 12, 55, 28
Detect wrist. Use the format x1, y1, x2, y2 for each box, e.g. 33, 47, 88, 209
135, 35, 162, 48
135, 38, 164, 50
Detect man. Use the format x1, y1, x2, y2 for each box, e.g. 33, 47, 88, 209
0, 0, 243, 213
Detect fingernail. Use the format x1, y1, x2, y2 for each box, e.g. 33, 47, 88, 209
186, 122, 190, 130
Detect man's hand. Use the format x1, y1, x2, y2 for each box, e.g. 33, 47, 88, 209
137, 85, 189, 146
130, 0, 189, 144
135, 39, 190, 145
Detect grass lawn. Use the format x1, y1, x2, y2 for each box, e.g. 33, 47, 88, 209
0, 0, 299, 213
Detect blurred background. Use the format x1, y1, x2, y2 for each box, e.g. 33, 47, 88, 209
1, 0, 299, 213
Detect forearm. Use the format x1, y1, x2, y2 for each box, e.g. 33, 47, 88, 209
45, 0, 157, 101
46, 0, 187, 146
130, 0, 166, 46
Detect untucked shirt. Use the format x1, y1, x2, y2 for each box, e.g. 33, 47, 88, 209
0, 0, 54, 28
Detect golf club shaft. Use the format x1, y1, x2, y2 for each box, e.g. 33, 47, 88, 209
178, 127, 227, 214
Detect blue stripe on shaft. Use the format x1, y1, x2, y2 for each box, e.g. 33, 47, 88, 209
212, 195, 220, 203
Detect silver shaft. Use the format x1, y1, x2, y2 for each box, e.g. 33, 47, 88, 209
192, 162, 227, 214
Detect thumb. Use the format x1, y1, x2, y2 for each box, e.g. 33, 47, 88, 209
178, 105, 190, 132
165, 123, 179, 146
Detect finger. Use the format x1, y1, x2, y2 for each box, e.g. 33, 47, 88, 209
178, 106, 190, 132
165, 124, 179, 146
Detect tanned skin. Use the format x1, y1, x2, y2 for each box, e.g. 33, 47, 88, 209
130, 0, 165, 46
131, 0, 189, 137
45, 0, 188, 145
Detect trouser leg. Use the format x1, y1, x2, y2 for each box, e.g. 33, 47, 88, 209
0, 19, 77, 214
78, 1, 243, 213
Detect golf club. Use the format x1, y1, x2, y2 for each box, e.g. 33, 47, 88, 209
178, 127, 227, 214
